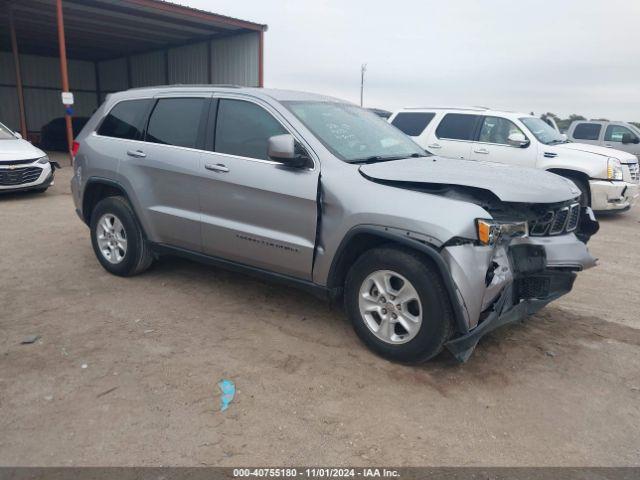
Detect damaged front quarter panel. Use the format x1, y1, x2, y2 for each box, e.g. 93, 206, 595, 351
440, 217, 597, 362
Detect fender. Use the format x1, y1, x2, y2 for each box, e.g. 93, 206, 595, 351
327, 225, 469, 334
82, 176, 141, 226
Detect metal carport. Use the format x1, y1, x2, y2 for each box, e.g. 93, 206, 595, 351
0, 0, 266, 157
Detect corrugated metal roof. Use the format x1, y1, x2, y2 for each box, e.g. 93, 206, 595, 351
0, 0, 266, 60
126, 0, 266, 31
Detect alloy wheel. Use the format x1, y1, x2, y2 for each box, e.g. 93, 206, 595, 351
358, 269, 423, 344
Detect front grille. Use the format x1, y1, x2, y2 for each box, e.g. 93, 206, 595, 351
0, 158, 39, 166
529, 203, 580, 236
0, 167, 42, 186
628, 162, 639, 182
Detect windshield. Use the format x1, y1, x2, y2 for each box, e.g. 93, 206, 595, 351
284, 101, 426, 163
520, 117, 566, 145
0, 122, 16, 140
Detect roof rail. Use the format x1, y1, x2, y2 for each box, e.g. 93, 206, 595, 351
403, 106, 490, 111
126, 84, 243, 91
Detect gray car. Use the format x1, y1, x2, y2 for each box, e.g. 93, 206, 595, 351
71, 86, 599, 363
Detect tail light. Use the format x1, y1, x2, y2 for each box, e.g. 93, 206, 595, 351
72, 141, 80, 158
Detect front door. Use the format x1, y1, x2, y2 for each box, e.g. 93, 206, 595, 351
469, 116, 536, 168
198, 97, 319, 280
604, 124, 640, 157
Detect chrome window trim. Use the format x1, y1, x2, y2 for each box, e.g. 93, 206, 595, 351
91, 131, 209, 156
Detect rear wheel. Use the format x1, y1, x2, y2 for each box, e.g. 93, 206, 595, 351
344, 246, 454, 363
90, 196, 154, 276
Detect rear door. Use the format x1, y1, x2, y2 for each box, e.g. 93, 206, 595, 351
198, 96, 319, 280
427, 113, 479, 160
469, 115, 537, 167
119, 94, 210, 252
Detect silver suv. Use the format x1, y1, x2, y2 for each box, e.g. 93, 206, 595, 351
71, 86, 599, 363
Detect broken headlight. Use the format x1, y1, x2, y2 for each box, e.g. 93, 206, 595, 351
476, 219, 529, 246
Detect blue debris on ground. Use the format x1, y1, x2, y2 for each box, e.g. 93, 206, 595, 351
218, 379, 235, 412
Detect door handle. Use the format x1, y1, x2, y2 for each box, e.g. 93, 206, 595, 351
427, 143, 441, 149
474, 148, 489, 154
126, 149, 146, 158
205, 163, 229, 173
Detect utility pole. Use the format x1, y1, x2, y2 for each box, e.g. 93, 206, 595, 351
360, 63, 367, 107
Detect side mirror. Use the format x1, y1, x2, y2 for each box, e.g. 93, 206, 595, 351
560, 133, 568, 141
14, 132, 22, 139
507, 132, 529, 148
267, 134, 310, 168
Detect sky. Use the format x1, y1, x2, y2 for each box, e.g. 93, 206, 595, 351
181, 0, 640, 121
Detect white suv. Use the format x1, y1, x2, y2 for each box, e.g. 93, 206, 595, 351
389, 108, 639, 213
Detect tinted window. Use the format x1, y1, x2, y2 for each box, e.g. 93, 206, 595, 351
436, 114, 479, 141
605, 125, 636, 142
573, 123, 601, 141
97, 99, 150, 140
215, 99, 287, 160
478, 116, 525, 145
391, 112, 435, 136
146, 98, 206, 148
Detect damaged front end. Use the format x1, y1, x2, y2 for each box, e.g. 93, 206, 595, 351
441, 198, 599, 362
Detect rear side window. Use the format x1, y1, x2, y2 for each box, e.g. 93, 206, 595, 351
391, 112, 435, 136
436, 114, 479, 141
215, 99, 287, 160
146, 98, 207, 149
97, 99, 150, 140
572, 123, 601, 141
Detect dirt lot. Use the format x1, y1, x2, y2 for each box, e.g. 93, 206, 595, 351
1, 155, 639, 466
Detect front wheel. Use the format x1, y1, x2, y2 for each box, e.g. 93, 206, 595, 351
90, 196, 154, 276
344, 246, 454, 363
567, 176, 590, 207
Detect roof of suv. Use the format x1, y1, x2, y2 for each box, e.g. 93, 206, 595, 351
394, 107, 537, 122
108, 85, 346, 104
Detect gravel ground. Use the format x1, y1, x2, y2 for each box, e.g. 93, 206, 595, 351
1, 155, 639, 466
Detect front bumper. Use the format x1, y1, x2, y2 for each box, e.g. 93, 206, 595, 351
589, 179, 639, 212
0, 161, 54, 193
441, 216, 598, 362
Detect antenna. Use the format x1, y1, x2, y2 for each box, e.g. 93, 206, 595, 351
360, 63, 367, 107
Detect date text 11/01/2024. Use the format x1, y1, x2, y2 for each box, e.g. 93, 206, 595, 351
233, 468, 400, 478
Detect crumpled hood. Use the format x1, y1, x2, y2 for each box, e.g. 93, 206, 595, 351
360, 157, 581, 204
555, 142, 638, 164
0, 139, 45, 162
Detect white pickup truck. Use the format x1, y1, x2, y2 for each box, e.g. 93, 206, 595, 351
389, 107, 639, 213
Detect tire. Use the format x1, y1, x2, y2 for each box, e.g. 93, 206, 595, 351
568, 176, 590, 207
89, 195, 154, 276
344, 245, 454, 363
